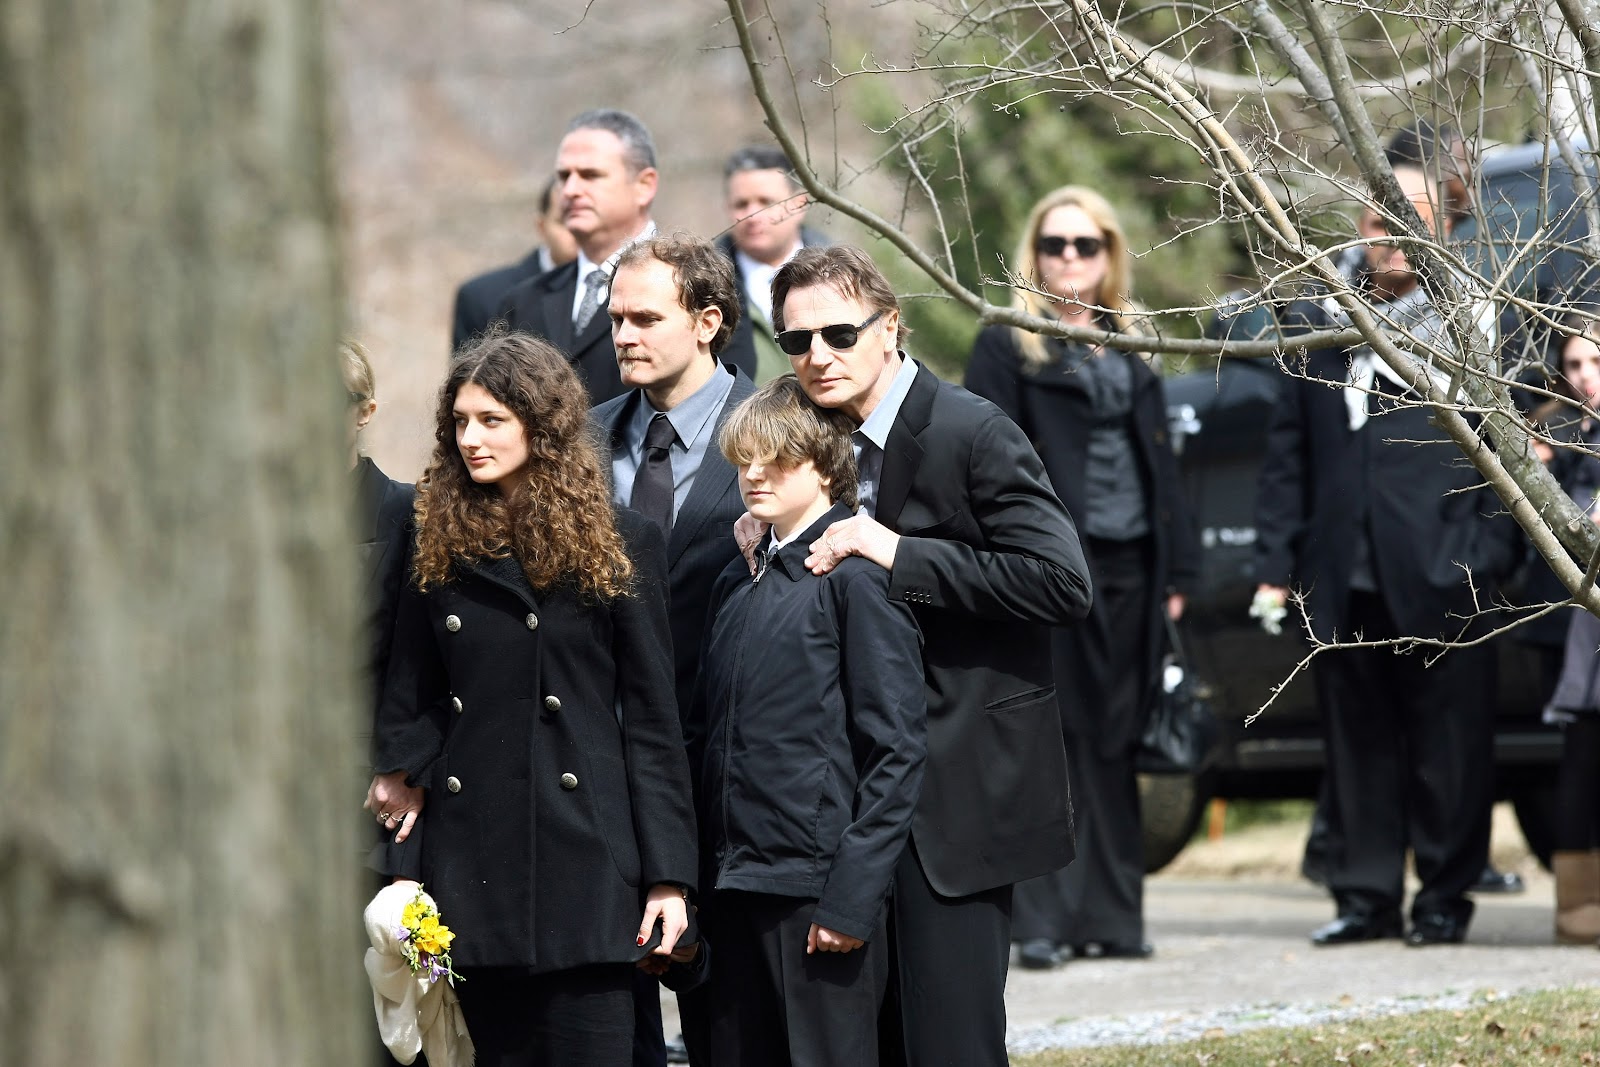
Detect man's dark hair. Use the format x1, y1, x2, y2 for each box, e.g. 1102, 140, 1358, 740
538, 173, 560, 217
567, 109, 657, 175
614, 234, 742, 356
1385, 120, 1471, 221
724, 144, 801, 192
770, 245, 908, 344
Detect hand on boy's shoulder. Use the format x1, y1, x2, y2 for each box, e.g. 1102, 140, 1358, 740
806, 513, 899, 575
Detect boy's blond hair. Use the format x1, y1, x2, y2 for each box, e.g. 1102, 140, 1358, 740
719, 375, 860, 510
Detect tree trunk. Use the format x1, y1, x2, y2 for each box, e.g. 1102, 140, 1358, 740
0, 3, 363, 1064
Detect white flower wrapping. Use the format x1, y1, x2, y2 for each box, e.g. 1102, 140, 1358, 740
1249, 588, 1288, 637
363, 881, 475, 1067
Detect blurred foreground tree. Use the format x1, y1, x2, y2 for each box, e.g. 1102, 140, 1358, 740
0, 2, 363, 1064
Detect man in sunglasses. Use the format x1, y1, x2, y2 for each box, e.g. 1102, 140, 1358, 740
756, 245, 1093, 1067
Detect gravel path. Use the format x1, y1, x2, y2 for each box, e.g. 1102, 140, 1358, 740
1008, 987, 1518, 1053
1003, 866, 1600, 1053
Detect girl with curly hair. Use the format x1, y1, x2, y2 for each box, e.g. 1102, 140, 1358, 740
371, 330, 698, 1065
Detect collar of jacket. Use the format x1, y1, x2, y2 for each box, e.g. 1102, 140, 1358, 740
762, 502, 856, 582
453, 552, 543, 614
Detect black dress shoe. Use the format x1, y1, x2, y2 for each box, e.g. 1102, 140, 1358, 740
1406, 912, 1469, 946
1469, 866, 1526, 895
1074, 940, 1155, 959
1310, 913, 1404, 946
1017, 937, 1060, 970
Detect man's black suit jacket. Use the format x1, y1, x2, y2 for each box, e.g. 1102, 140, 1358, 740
1255, 339, 1522, 644
591, 364, 756, 717
496, 260, 628, 404
451, 247, 546, 353
875, 362, 1093, 898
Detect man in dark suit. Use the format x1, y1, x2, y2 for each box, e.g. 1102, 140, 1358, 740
764, 246, 1093, 1067
496, 109, 659, 404
715, 145, 829, 384
1254, 165, 1522, 948
591, 234, 753, 1067
449, 174, 578, 353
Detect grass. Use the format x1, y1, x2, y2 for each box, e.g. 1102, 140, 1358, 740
1011, 987, 1600, 1065
1197, 798, 1316, 839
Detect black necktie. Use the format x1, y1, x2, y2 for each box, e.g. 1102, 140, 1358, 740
631, 413, 677, 535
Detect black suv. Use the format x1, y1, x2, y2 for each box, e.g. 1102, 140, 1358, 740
1141, 142, 1583, 872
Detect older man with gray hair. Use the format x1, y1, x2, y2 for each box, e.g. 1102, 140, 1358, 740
496, 109, 660, 404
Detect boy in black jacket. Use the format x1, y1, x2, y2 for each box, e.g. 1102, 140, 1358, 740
691, 375, 926, 1067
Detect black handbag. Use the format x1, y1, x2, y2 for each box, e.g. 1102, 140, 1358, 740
1135, 617, 1221, 775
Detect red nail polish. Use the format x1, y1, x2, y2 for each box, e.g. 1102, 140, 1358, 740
637, 936, 646, 946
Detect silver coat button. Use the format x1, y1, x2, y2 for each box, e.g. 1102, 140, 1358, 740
544, 695, 562, 712
452, 696, 463, 714
560, 772, 578, 790
444, 614, 461, 632
446, 776, 462, 793
526, 613, 539, 630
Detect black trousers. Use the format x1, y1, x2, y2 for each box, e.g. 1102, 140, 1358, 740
675, 984, 713, 1067
1557, 715, 1600, 850
455, 964, 634, 1067
1013, 535, 1149, 948
879, 844, 1013, 1067
1317, 592, 1494, 923
1012, 738, 1143, 947
632, 969, 666, 1067
702, 891, 888, 1067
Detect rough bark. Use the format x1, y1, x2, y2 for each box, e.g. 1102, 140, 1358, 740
0, 2, 362, 1064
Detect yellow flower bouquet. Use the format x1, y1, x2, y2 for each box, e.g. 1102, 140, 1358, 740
395, 884, 464, 987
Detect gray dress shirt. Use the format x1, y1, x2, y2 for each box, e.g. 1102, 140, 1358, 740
852, 356, 920, 517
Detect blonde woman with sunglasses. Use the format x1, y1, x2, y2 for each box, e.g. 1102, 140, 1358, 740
965, 186, 1199, 970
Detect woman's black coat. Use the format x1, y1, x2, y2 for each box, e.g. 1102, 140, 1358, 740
966, 325, 1199, 756
373, 508, 698, 972
355, 457, 425, 880
355, 456, 415, 704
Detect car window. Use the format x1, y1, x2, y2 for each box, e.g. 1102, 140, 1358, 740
1457, 166, 1593, 301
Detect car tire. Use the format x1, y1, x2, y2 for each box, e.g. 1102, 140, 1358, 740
1139, 770, 1215, 873
1511, 781, 1558, 871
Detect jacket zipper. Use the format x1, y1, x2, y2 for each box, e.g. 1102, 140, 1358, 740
717, 550, 768, 887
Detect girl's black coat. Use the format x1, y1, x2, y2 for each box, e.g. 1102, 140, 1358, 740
965, 326, 1200, 757
373, 509, 698, 972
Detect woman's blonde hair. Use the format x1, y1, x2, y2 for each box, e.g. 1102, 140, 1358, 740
411, 330, 634, 599
341, 338, 376, 401
1011, 186, 1140, 370
719, 376, 859, 510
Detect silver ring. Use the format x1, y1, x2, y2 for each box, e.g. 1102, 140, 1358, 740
379, 812, 393, 821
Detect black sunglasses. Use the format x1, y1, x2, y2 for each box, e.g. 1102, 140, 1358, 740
1036, 234, 1105, 259
775, 310, 885, 357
